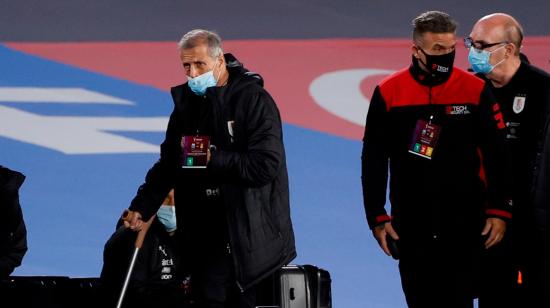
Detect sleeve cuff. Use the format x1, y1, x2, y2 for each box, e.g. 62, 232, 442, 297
485, 209, 512, 220
369, 214, 392, 229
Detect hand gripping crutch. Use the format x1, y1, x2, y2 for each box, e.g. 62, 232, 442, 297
116, 211, 155, 308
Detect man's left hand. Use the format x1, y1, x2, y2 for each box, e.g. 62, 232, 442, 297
482, 217, 507, 249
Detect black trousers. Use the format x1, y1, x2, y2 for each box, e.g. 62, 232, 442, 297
479, 228, 550, 308
399, 259, 475, 308
191, 251, 256, 308
478, 233, 517, 308
398, 236, 479, 308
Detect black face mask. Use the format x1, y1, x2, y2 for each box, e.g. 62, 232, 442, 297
411, 48, 455, 85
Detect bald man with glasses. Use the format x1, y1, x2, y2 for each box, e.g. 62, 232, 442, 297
467, 13, 550, 308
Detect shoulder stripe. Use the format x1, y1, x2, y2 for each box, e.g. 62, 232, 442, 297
378, 67, 486, 110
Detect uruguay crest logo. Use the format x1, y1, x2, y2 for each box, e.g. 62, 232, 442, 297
513, 95, 526, 114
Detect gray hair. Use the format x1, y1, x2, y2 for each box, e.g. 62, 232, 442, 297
177, 29, 223, 58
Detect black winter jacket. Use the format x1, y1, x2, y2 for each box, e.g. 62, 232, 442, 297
535, 107, 550, 245
0, 166, 28, 278
362, 65, 512, 243
481, 63, 550, 249
129, 54, 296, 290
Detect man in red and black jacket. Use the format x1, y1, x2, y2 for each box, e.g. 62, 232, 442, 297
361, 11, 512, 308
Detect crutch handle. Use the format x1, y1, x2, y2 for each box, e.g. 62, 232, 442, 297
121, 209, 155, 248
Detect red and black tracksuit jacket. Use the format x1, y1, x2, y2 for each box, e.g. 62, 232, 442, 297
361, 66, 512, 242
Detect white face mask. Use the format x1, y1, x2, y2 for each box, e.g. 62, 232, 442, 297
156, 205, 177, 232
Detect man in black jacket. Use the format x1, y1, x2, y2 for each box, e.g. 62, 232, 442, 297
361, 11, 512, 308
101, 190, 188, 308
467, 13, 550, 308
125, 29, 296, 308
0, 165, 28, 279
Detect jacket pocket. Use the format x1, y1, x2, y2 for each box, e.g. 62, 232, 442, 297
245, 186, 281, 252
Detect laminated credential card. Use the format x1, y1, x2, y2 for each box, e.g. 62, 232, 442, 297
181, 135, 210, 168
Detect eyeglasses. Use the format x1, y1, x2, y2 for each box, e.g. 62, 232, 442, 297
464, 37, 508, 50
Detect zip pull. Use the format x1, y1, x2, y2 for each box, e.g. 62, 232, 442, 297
428, 115, 434, 125
236, 281, 244, 293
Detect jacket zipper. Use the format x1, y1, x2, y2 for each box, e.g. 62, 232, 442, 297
210, 91, 245, 292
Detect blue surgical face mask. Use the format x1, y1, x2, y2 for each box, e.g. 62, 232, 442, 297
187, 61, 220, 96
468, 45, 505, 74
157, 205, 177, 232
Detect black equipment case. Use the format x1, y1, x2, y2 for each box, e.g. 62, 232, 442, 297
256, 264, 332, 308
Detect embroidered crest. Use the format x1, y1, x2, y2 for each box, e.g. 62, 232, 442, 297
227, 120, 235, 143
513, 96, 526, 114
227, 121, 235, 137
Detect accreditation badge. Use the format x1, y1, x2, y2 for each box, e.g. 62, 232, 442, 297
181, 135, 210, 168
408, 119, 442, 160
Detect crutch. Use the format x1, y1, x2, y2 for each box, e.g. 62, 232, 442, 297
116, 210, 155, 308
